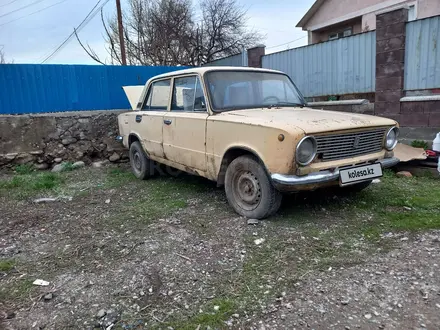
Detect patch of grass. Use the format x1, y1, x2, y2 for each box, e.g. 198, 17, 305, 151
411, 140, 429, 150
108, 168, 211, 225
106, 167, 137, 187
0, 172, 64, 198
0, 259, 15, 271
62, 162, 75, 172
14, 164, 35, 175
0, 278, 35, 307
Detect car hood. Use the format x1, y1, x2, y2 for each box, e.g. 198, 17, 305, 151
216, 107, 397, 134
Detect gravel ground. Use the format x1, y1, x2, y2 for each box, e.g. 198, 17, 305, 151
1, 165, 439, 330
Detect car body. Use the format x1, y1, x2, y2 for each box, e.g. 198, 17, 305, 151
117, 67, 399, 219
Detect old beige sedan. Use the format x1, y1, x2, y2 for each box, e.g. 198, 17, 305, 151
117, 67, 399, 219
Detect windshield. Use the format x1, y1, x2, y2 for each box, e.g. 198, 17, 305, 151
205, 70, 305, 112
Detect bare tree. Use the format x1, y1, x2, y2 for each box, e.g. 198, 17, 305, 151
0, 48, 5, 64
82, 0, 261, 66
74, 29, 106, 65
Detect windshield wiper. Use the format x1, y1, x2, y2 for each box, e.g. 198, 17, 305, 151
267, 101, 305, 108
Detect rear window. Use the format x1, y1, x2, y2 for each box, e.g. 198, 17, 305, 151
142, 79, 171, 111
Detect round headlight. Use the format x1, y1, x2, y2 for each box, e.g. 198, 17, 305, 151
385, 126, 399, 150
296, 136, 317, 165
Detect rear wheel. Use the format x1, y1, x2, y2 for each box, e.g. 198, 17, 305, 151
225, 155, 282, 219
129, 141, 152, 180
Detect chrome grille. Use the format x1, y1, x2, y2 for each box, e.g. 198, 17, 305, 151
315, 128, 386, 161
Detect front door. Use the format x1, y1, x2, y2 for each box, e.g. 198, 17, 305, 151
163, 75, 208, 172
138, 78, 172, 158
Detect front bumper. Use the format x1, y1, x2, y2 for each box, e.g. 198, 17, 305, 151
271, 157, 400, 188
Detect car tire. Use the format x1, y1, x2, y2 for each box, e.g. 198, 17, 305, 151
342, 180, 372, 193
225, 155, 282, 219
129, 141, 152, 180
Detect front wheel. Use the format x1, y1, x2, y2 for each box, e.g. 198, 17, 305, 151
225, 155, 282, 219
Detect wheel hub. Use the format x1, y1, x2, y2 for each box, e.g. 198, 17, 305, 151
235, 171, 261, 207
133, 152, 141, 171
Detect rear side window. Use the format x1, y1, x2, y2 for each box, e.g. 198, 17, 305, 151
171, 76, 206, 112
142, 79, 171, 111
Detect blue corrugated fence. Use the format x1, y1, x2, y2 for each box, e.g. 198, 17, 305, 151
0, 64, 187, 114
405, 16, 440, 90
262, 32, 376, 98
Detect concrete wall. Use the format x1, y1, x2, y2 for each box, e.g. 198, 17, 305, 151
311, 19, 362, 43
305, 0, 440, 44
0, 110, 127, 168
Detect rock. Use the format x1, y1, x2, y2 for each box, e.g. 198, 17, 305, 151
54, 158, 63, 163
5, 153, 18, 160
109, 152, 121, 162
341, 299, 350, 305
52, 163, 66, 173
96, 309, 106, 319
6, 312, 16, 319
372, 179, 381, 184
61, 137, 78, 145
232, 314, 239, 318
247, 219, 259, 225
105, 199, 111, 204
213, 305, 220, 311
43, 293, 53, 301
92, 160, 109, 168
35, 163, 49, 170
34, 198, 58, 203
72, 161, 85, 169
15, 153, 35, 164
403, 206, 412, 210
364, 313, 372, 319
396, 171, 412, 178
75, 151, 84, 159
254, 238, 265, 245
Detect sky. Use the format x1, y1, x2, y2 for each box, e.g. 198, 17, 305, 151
0, 0, 315, 64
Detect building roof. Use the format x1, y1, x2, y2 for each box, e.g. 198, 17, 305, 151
296, 0, 326, 28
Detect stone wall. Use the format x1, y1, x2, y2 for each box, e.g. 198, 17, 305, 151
0, 110, 128, 169
247, 45, 266, 68
374, 8, 407, 123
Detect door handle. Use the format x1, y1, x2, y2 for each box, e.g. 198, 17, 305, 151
135, 115, 142, 123
164, 119, 172, 125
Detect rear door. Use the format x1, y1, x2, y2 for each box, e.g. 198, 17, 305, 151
137, 79, 172, 158
163, 75, 208, 172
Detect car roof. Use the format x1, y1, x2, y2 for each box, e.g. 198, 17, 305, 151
149, 66, 284, 81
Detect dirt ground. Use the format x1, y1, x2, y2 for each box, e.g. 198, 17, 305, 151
1, 164, 440, 330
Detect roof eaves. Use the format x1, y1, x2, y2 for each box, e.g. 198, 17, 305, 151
296, 0, 327, 28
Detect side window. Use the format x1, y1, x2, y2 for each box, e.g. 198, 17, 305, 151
171, 76, 206, 112
142, 79, 171, 111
